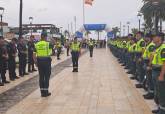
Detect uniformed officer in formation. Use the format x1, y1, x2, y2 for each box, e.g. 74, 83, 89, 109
0, 37, 10, 85
7, 38, 19, 81
134, 32, 146, 88
28, 35, 37, 73
65, 39, 70, 56
56, 39, 62, 60
108, 32, 165, 114
0, 37, 4, 86
71, 37, 81, 72
88, 38, 94, 58
17, 38, 28, 77
34, 33, 52, 97
142, 34, 155, 99
150, 33, 165, 114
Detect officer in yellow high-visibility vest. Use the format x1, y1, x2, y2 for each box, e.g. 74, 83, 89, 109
34, 33, 52, 97
135, 31, 146, 88
88, 38, 94, 57
71, 37, 81, 72
151, 33, 165, 114
142, 33, 155, 100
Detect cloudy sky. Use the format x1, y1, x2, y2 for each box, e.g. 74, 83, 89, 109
0, 0, 143, 32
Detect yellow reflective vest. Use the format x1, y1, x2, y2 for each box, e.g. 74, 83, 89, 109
35, 41, 52, 57
152, 44, 165, 67
143, 42, 155, 60
135, 39, 145, 52
71, 42, 80, 52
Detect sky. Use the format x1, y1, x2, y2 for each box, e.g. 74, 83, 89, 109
0, 0, 143, 35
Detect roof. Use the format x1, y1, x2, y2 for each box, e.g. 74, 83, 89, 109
0, 22, 8, 26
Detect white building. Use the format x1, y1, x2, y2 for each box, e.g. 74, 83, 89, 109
0, 22, 10, 37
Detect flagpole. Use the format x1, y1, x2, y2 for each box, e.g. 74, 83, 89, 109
83, 0, 85, 25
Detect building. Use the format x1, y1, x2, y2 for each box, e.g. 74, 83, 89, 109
0, 22, 10, 37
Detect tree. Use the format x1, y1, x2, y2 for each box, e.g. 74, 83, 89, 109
64, 30, 70, 38
85, 31, 91, 38
131, 28, 139, 35
112, 27, 120, 38
141, 0, 165, 33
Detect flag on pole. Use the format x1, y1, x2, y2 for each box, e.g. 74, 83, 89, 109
85, 0, 94, 6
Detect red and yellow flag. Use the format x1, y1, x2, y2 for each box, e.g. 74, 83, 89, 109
85, 0, 94, 6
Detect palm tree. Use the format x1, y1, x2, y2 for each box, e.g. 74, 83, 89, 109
64, 30, 70, 38
131, 28, 139, 35
141, 0, 165, 33
112, 27, 120, 38
85, 31, 91, 38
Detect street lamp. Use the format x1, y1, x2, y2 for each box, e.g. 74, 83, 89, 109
127, 22, 130, 35
137, 12, 142, 31
123, 25, 126, 37
29, 17, 33, 36
0, 7, 4, 37
60, 27, 63, 34
19, 0, 23, 39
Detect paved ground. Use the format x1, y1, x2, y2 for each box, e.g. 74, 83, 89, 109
4, 48, 153, 114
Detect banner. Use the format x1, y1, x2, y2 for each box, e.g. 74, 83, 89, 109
84, 24, 106, 31
85, 0, 94, 6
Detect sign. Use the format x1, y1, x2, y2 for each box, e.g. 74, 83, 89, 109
107, 32, 114, 39
84, 24, 106, 31
75, 31, 83, 38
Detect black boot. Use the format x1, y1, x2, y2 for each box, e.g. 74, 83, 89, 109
41, 90, 46, 97
136, 84, 143, 88
152, 108, 159, 114
143, 93, 154, 100
45, 90, 51, 97
0, 83, 4, 86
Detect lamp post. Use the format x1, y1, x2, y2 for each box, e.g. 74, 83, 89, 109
0, 7, 4, 37
19, 0, 23, 39
29, 17, 33, 36
127, 22, 130, 35
123, 25, 126, 37
137, 12, 142, 32
74, 16, 77, 33
60, 27, 63, 35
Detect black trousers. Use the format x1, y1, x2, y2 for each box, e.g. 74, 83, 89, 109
67, 47, 70, 56
89, 46, 94, 57
28, 54, 35, 72
8, 57, 16, 80
136, 60, 145, 83
37, 57, 51, 95
19, 55, 27, 76
0, 60, 7, 83
57, 48, 61, 59
71, 51, 79, 70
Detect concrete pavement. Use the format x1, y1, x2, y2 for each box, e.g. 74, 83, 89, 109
5, 48, 153, 114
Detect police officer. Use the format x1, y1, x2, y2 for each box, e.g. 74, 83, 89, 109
17, 38, 28, 77
71, 37, 81, 72
56, 39, 62, 60
135, 32, 146, 88
7, 38, 19, 81
28, 35, 37, 73
0, 37, 10, 84
0, 37, 4, 86
88, 38, 94, 58
142, 34, 155, 99
127, 38, 137, 75
65, 39, 70, 56
34, 33, 52, 97
150, 33, 165, 113
157, 46, 165, 114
